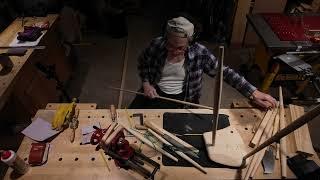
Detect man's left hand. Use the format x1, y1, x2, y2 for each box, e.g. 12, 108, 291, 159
251, 90, 277, 110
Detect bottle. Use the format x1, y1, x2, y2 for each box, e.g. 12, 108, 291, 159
1, 150, 29, 174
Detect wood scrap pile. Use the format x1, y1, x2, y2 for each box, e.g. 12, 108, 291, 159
244, 86, 315, 180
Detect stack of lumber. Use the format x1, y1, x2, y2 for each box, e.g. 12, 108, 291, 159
244, 87, 315, 179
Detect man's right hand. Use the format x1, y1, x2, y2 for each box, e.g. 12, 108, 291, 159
143, 82, 158, 98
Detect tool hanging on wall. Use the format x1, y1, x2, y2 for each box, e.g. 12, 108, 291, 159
203, 46, 247, 167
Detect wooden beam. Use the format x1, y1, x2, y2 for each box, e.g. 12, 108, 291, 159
279, 86, 287, 178
289, 104, 314, 156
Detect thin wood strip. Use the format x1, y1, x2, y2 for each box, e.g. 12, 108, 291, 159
292, 105, 314, 156
273, 113, 280, 160
249, 109, 274, 147
279, 86, 287, 178
109, 87, 213, 110
289, 104, 299, 152
212, 46, 224, 145
244, 108, 277, 180
250, 114, 276, 178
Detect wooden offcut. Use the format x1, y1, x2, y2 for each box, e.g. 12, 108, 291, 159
289, 104, 314, 156
279, 86, 287, 178
244, 109, 276, 180
249, 109, 274, 147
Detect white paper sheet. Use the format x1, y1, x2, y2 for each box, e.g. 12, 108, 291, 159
22, 118, 60, 141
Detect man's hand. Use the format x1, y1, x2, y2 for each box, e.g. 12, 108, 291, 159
143, 82, 158, 99
251, 90, 277, 110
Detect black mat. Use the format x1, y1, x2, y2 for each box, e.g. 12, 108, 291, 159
162, 112, 231, 168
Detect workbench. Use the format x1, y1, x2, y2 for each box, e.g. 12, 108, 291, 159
4, 104, 320, 179
0, 14, 71, 117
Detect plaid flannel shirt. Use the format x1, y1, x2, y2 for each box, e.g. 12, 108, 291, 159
138, 37, 257, 103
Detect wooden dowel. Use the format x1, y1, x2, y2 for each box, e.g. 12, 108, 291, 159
122, 124, 179, 162
145, 120, 199, 153
109, 87, 213, 110
250, 112, 276, 178
101, 122, 118, 144
212, 46, 224, 145
148, 129, 207, 174
273, 114, 280, 160
244, 108, 277, 180
242, 101, 320, 165
279, 86, 287, 178
249, 109, 274, 147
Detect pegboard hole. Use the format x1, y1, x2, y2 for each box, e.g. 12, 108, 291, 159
88, 116, 91, 118
75, 157, 79, 161
157, 157, 161, 160
245, 127, 248, 130
108, 157, 112, 161
59, 158, 63, 161
48, 105, 52, 107
157, 115, 160, 118
91, 105, 94, 107
102, 116, 105, 118
24, 158, 28, 161
91, 157, 95, 161
240, 115, 244, 118
144, 115, 146, 118
230, 131, 233, 133
254, 115, 257, 118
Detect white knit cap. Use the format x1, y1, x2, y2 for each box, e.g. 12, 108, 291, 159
166, 17, 194, 39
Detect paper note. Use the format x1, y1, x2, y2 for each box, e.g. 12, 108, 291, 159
22, 118, 60, 141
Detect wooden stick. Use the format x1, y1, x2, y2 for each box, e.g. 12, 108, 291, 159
249, 109, 274, 147
122, 124, 179, 162
279, 86, 287, 178
250, 110, 277, 178
212, 46, 224, 145
273, 114, 280, 160
148, 129, 207, 174
242, 95, 320, 167
144, 120, 199, 153
244, 108, 277, 180
101, 122, 118, 144
109, 87, 213, 110
105, 125, 124, 145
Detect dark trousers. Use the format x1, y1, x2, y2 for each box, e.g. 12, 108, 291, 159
129, 86, 185, 109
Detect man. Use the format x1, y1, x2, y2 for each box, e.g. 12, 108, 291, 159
130, 16, 276, 109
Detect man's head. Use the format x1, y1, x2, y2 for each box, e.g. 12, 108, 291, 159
166, 17, 194, 57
